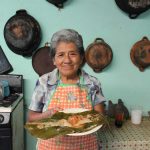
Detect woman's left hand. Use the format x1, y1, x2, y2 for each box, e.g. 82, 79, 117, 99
94, 103, 105, 114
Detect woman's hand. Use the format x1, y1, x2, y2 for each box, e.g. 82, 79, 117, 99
27, 107, 62, 122
43, 107, 62, 118
94, 103, 105, 114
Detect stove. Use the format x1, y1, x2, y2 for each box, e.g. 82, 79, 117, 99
0, 74, 24, 150
0, 93, 23, 112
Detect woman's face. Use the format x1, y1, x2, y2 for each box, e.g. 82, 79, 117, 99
53, 42, 83, 78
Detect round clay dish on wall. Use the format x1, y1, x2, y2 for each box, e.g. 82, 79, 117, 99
32, 43, 56, 76
130, 36, 150, 71
85, 38, 113, 72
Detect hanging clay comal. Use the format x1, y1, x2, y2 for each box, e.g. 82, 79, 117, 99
130, 36, 150, 71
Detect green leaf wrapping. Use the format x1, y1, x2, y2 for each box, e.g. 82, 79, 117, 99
25, 110, 107, 139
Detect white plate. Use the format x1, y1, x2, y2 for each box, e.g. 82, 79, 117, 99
62, 108, 89, 113
61, 108, 103, 136
67, 124, 102, 136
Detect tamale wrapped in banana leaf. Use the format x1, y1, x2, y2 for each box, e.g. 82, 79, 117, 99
25, 110, 107, 139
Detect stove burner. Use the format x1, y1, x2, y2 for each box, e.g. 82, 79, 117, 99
0, 94, 20, 107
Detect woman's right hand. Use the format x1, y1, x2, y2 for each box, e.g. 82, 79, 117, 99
43, 107, 62, 118
27, 107, 62, 122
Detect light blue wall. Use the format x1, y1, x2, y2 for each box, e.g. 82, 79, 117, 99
1, 0, 150, 149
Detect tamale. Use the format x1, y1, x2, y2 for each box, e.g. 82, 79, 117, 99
25, 110, 107, 139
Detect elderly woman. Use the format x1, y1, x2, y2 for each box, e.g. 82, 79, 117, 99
28, 29, 105, 150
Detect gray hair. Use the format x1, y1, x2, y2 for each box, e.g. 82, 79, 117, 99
50, 29, 84, 58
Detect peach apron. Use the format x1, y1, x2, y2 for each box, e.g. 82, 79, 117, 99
37, 80, 98, 150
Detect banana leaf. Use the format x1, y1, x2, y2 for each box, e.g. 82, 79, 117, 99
25, 110, 107, 139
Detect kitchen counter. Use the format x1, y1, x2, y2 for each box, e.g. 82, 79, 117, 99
97, 117, 150, 150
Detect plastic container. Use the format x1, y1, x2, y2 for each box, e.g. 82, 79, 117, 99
0, 80, 10, 100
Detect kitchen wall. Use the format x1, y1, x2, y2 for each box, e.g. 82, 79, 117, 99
0, 0, 150, 149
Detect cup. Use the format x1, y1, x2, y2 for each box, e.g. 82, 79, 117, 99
131, 106, 142, 125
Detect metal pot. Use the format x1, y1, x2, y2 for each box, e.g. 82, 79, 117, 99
4, 9, 41, 57
115, 0, 150, 19
85, 38, 113, 72
130, 36, 150, 71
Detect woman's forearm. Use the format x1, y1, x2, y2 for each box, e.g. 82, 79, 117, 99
27, 107, 62, 122
27, 110, 54, 122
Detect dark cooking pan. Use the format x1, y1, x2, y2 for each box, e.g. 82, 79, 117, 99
0, 46, 13, 74
115, 0, 150, 19
4, 9, 41, 57
32, 43, 56, 76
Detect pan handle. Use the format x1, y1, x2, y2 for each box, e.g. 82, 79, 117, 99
45, 42, 51, 47
94, 38, 105, 43
16, 9, 27, 15
141, 36, 149, 41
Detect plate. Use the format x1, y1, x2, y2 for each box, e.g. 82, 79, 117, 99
62, 108, 89, 113
67, 124, 103, 136
61, 108, 103, 136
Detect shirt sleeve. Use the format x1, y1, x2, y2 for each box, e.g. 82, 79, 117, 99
29, 79, 45, 112
90, 78, 106, 106
94, 84, 106, 105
